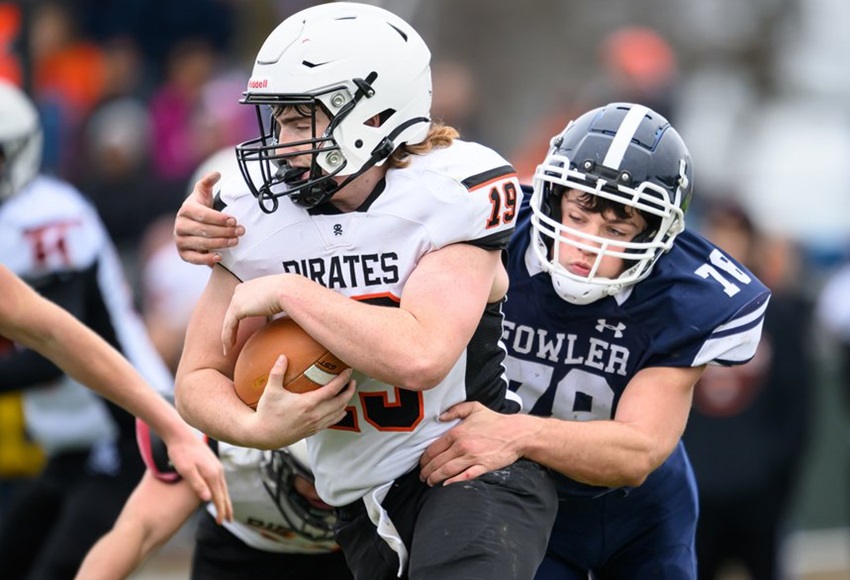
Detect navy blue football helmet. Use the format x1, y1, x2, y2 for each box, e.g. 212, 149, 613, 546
530, 102, 693, 304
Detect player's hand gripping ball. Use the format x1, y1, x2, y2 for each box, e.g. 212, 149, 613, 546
233, 317, 347, 408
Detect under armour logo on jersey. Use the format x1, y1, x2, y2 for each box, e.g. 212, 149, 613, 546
333, 224, 343, 236
595, 319, 626, 338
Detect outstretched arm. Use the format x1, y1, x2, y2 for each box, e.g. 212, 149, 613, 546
0, 265, 232, 521
74, 471, 201, 580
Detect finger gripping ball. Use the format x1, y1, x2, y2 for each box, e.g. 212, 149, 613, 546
233, 317, 346, 408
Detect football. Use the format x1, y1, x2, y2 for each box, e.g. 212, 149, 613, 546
233, 317, 347, 409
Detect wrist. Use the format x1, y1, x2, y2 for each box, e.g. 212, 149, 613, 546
512, 413, 545, 459
146, 404, 188, 443
242, 411, 288, 450
275, 273, 314, 315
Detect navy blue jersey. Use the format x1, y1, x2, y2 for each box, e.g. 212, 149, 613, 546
504, 201, 770, 499
506, 199, 770, 576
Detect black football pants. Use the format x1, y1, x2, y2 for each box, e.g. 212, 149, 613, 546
334, 458, 557, 580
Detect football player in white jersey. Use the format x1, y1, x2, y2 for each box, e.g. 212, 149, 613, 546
175, 102, 771, 578
0, 80, 230, 579
77, 426, 351, 580
417, 103, 771, 578
173, 3, 556, 579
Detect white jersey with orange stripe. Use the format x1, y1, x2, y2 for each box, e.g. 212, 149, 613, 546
217, 139, 521, 506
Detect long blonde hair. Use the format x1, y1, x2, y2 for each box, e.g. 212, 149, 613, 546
387, 123, 459, 169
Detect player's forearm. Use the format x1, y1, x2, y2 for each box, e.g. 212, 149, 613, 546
75, 524, 149, 580
174, 367, 260, 446
517, 415, 664, 488
25, 307, 179, 429
272, 275, 459, 390
8, 278, 206, 459
75, 482, 194, 580
0, 285, 75, 389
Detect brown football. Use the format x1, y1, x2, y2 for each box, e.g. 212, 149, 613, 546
233, 317, 346, 409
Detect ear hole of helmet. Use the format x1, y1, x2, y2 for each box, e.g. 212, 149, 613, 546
374, 108, 396, 127
358, 108, 397, 146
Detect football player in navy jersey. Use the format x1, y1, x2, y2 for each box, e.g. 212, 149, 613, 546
417, 102, 771, 578
172, 3, 556, 579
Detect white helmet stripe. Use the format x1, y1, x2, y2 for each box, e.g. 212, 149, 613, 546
602, 104, 650, 169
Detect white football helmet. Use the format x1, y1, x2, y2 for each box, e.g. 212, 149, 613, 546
260, 440, 335, 542
530, 102, 693, 304
0, 80, 42, 201
236, 2, 432, 210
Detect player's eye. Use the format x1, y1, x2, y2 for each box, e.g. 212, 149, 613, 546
566, 212, 586, 225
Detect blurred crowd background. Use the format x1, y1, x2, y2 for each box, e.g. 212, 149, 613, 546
1, 0, 849, 578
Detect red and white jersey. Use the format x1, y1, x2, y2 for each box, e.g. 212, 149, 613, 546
211, 443, 339, 554
218, 140, 521, 505
1, 176, 105, 279
0, 176, 172, 454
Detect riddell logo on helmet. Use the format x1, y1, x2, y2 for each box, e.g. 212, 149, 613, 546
247, 78, 269, 89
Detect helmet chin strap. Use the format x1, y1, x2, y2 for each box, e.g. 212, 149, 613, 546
257, 162, 346, 213
297, 176, 340, 209
290, 135, 397, 209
